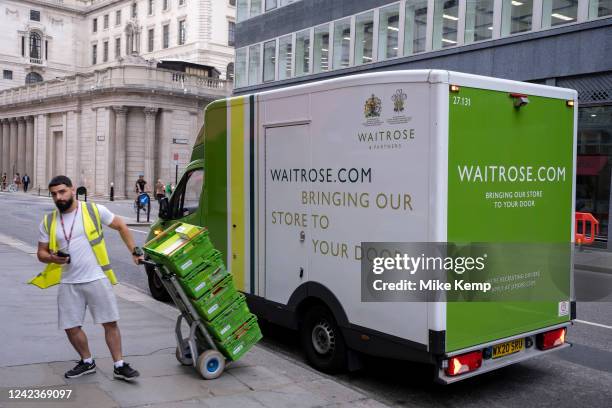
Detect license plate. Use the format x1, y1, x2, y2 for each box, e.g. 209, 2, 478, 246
492, 338, 524, 359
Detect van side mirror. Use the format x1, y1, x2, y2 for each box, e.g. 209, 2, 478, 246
159, 197, 170, 220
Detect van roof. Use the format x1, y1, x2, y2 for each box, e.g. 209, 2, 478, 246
247, 69, 576, 102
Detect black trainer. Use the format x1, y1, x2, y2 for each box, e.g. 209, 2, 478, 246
65, 360, 96, 378
113, 363, 140, 381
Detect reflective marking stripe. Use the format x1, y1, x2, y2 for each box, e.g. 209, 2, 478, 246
84, 203, 100, 235
89, 235, 104, 246
43, 212, 54, 234
101, 264, 112, 272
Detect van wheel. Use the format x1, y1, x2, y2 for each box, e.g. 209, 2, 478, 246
300, 305, 347, 373
146, 265, 170, 301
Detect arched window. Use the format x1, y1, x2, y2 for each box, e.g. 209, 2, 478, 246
227, 62, 234, 80
30, 32, 42, 59
25, 72, 43, 84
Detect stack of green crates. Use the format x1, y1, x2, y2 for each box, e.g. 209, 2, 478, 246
144, 222, 262, 362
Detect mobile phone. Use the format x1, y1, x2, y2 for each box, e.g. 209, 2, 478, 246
56, 251, 71, 264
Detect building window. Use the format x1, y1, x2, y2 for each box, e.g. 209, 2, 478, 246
3, 70, 13, 80
542, 0, 578, 27
115, 37, 121, 58
132, 2, 138, 18
248, 44, 261, 85
103, 41, 109, 62
116, 10, 122, 25
45, 40, 48, 59
235, 47, 247, 87
313, 24, 329, 73
30, 10, 40, 21
589, 0, 612, 18
178, 20, 186, 45
163, 24, 169, 48
378, 4, 400, 60
465, 0, 494, 44
432, 0, 459, 50
148, 0, 154, 15
230, 0, 236, 6
228, 21, 235, 46
263, 40, 276, 82
30, 32, 42, 60
237, 0, 248, 21
25, 72, 43, 84
92, 44, 97, 64
278, 35, 292, 80
179, 0, 185, 6
148, 29, 154, 51
355, 12, 374, 65
405, 0, 428, 54
227, 62, 234, 80
250, 0, 262, 18
266, 0, 277, 10
501, 0, 533, 35
332, 18, 351, 70
163, 0, 169, 10
103, 14, 109, 29
93, 18, 98, 33
295, 29, 310, 76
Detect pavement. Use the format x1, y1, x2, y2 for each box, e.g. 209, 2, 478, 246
0, 240, 387, 408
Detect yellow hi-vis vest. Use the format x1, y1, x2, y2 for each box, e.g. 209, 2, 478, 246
29, 201, 118, 289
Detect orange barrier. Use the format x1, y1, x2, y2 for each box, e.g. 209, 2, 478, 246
575, 212, 599, 245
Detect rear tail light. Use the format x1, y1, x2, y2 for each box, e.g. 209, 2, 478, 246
445, 351, 483, 376
536, 328, 566, 350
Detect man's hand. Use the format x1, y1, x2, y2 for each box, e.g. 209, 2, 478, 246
37, 243, 69, 265
133, 254, 144, 265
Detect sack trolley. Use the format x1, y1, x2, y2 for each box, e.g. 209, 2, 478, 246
140, 259, 226, 380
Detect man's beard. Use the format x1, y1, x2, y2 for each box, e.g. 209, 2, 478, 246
55, 197, 74, 213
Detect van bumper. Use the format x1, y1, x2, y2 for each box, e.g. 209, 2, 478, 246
435, 322, 572, 384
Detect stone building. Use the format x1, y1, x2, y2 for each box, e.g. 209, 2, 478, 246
0, 0, 236, 197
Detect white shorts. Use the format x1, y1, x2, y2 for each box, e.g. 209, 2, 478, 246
58, 278, 120, 330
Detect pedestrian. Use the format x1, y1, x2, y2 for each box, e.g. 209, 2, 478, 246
22, 173, 30, 193
1, 173, 6, 191
155, 179, 165, 203
14, 173, 21, 190
34, 175, 142, 381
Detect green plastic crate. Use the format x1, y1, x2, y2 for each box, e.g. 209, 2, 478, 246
192, 275, 240, 321
204, 294, 251, 341
143, 223, 216, 277
217, 315, 262, 361
179, 262, 228, 300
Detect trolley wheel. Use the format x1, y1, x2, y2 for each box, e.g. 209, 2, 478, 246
196, 350, 225, 380
175, 339, 193, 366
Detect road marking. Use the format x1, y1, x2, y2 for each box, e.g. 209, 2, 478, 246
129, 228, 148, 234
575, 319, 612, 330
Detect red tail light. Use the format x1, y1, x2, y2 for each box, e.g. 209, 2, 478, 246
536, 328, 566, 350
445, 351, 483, 376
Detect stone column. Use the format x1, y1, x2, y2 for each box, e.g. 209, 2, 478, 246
158, 109, 173, 185
0, 119, 4, 176
112, 106, 128, 198
2, 119, 10, 177
25, 116, 34, 179
9, 118, 18, 177
143, 107, 158, 190
17, 117, 26, 176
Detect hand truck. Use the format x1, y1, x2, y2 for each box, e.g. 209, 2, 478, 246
140, 259, 226, 379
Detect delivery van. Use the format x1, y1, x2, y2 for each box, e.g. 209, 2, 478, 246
145, 70, 577, 383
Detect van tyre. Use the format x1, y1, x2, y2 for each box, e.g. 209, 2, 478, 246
300, 305, 347, 373
146, 264, 170, 301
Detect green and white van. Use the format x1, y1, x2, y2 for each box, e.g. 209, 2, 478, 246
146, 70, 577, 383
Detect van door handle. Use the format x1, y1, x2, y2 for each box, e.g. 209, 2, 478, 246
299, 267, 304, 278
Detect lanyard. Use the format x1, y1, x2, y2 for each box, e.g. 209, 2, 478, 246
59, 203, 79, 249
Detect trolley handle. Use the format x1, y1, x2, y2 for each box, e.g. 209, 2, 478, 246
138, 259, 158, 268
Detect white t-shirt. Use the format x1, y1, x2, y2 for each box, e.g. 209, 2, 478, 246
38, 203, 115, 284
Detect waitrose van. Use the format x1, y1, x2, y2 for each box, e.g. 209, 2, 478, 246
145, 70, 577, 383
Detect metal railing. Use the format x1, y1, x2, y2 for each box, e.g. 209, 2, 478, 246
0, 65, 233, 106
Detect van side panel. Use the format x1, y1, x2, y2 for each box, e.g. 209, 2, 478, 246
203, 100, 229, 267
446, 87, 574, 352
